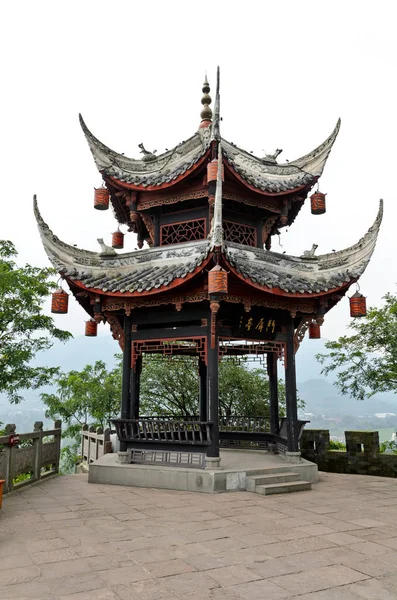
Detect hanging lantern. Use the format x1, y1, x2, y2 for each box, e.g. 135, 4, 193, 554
350, 291, 367, 317
208, 265, 228, 296
112, 230, 124, 249
207, 159, 224, 183
51, 287, 69, 314
85, 319, 97, 337
310, 191, 326, 215
309, 322, 321, 339
94, 187, 110, 210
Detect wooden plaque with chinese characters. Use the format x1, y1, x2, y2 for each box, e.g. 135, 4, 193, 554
219, 306, 281, 341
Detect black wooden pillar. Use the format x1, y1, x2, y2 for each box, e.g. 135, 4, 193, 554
199, 358, 208, 422
207, 314, 220, 457
130, 355, 141, 420
285, 317, 299, 452
120, 315, 132, 451
267, 352, 279, 435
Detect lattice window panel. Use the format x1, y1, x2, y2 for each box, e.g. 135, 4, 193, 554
160, 219, 206, 245
223, 220, 256, 247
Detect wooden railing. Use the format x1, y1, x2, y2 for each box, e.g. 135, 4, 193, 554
81, 425, 112, 464
0, 421, 62, 495
111, 416, 308, 455
219, 416, 271, 432
134, 415, 271, 432
112, 418, 212, 446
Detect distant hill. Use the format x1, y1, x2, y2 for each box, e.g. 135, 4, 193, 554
298, 378, 397, 416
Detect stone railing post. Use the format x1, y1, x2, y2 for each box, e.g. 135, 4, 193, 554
88, 425, 95, 463
4, 424, 16, 494
54, 420, 62, 473
81, 424, 89, 463
96, 427, 103, 461
33, 421, 43, 482
104, 428, 112, 455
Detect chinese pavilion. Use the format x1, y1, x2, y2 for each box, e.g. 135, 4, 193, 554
35, 68, 382, 469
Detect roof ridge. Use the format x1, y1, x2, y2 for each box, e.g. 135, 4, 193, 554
209, 143, 223, 249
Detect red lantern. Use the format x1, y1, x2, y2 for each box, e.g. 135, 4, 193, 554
94, 187, 110, 210
311, 191, 326, 215
207, 159, 224, 183
350, 292, 367, 317
85, 319, 97, 337
309, 322, 321, 339
112, 230, 124, 249
51, 288, 69, 314
208, 265, 228, 296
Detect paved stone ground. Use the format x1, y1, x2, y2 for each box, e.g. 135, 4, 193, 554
2, 472, 397, 599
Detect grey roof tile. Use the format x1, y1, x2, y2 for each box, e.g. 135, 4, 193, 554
80, 115, 340, 193
34, 197, 382, 297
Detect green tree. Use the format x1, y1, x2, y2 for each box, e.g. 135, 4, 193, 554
317, 293, 397, 401
41, 360, 122, 439
218, 359, 285, 417
0, 240, 71, 403
139, 356, 199, 416
139, 355, 300, 417
41, 360, 122, 474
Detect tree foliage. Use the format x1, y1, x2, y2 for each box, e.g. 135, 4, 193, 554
43, 355, 303, 454
139, 355, 299, 417
0, 240, 72, 403
41, 360, 121, 439
317, 293, 397, 401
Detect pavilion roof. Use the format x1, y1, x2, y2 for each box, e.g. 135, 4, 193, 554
225, 199, 382, 294
34, 198, 382, 297
79, 115, 340, 195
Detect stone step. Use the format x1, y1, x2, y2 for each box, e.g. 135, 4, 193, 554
254, 480, 312, 495
246, 472, 300, 492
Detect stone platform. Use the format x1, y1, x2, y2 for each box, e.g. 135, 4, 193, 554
4, 471, 397, 599
88, 449, 318, 493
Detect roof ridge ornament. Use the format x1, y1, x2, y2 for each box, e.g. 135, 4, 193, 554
262, 149, 283, 164
209, 143, 223, 250
138, 143, 157, 162
199, 74, 212, 129
300, 244, 318, 259
211, 67, 221, 141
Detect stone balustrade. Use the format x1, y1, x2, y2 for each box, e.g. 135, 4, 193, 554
0, 421, 62, 495
301, 429, 397, 477
81, 425, 112, 464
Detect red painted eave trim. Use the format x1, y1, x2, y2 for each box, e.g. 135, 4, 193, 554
64, 255, 213, 298
105, 150, 211, 192
225, 261, 353, 299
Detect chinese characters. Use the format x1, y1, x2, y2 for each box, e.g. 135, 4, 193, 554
239, 315, 276, 333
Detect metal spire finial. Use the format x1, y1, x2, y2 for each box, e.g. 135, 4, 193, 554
199, 74, 212, 128
211, 66, 220, 141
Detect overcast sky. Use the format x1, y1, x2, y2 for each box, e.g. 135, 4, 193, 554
1, 0, 395, 340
